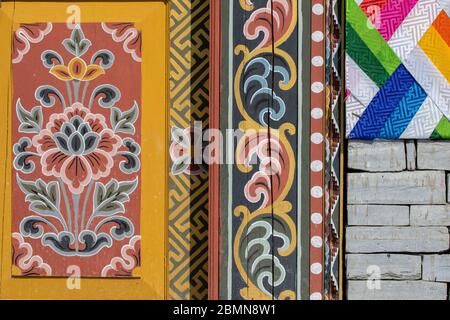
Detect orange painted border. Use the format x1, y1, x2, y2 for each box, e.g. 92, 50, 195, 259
310, 0, 325, 300
0, 0, 169, 300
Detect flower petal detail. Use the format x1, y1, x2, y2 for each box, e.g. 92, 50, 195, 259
83, 65, 105, 81
84, 113, 108, 133
46, 113, 69, 133
85, 150, 114, 180
68, 57, 87, 80
49, 65, 72, 81
32, 130, 57, 153
98, 129, 122, 154
66, 102, 89, 119
41, 149, 69, 177
60, 155, 92, 194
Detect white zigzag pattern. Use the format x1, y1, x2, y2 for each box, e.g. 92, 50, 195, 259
388, 0, 441, 61
346, 53, 379, 107
404, 45, 450, 119
346, 94, 367, 137
400, 96, 443, 138
347, 0, 450, 139
438, 0, 450, 15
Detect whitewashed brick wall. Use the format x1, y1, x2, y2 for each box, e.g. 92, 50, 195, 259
346, 140, 450, 300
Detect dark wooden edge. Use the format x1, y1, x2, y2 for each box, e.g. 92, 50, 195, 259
208, 0, 221, 301
339, 0, 346, 301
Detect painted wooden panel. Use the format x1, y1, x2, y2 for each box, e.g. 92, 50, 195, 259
0, 1, 167, 299
12, 22, 142, 277
210, 0, 344, 300
213, 0, 305, 300
310, 0, 326, 299
167, 0, 210, 300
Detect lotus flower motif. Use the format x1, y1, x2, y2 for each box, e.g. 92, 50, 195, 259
32, 103, 122, 194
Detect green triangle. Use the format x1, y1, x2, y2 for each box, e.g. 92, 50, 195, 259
431, 117, 450, 139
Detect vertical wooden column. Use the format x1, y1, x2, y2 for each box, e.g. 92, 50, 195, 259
212, 0, 303, 300
310, 0, 326, 300
168, 0, 210, 300
325, 0, 343, 300
210, 0, 345, 300
208, 0, 221, 301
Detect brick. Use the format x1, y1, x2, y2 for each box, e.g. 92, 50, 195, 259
423, 255, 450, 282
348, 141, 405, 172
347, 171, 446, 205
348, 205, 409, 226
406, 140, 416, 171
346, 227, 450, 253
448, 175, 450, 204
346, 254, 421, 280
417, 141, 450, 170
347, 281, 447, 300
411, 205, 450, 226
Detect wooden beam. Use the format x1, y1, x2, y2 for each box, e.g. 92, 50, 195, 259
208, 0, 221, 301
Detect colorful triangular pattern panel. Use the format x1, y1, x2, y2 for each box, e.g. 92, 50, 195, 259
346, 0, 450, 139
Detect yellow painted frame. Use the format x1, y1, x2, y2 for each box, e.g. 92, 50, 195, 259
0, 1, 169, 299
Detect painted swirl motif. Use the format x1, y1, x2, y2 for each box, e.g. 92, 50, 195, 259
12, 233, 52, 276
102, 23, 142, 63
101, 235, 141, 277
233, 0, 298, 300
243, 0, 294, 50
236, 131, 290, 210
242, 55, 291, 127
12, 23, 142, 277
13, 23, 53, 64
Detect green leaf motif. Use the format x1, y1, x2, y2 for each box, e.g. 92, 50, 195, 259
63, 26, 92, 57
93, 178, 139, 217
110, 101, 139, 134
16, 99, 43, 133
16, 175, 61, 219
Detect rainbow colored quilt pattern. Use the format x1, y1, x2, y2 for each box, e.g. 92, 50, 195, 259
346, 0, 450, 139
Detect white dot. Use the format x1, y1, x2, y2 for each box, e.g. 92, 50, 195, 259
311, 82, 324, 93
311, 132, 323, 144
310, 160, 323, 172
311, 236, 323, 248
312, 3, 324, 15
312, 31, 324, 42
310, 292, 323, 300
311, 108, 324, 119
311, 263, 323, 275
311, 186, 323, 198
311, 212, 323, 224
312, 56, 324, 67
